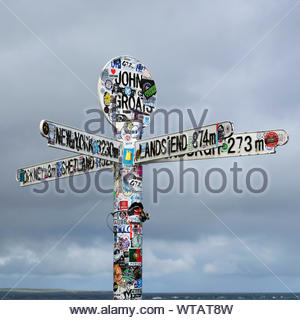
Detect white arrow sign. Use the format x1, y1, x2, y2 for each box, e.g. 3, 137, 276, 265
40, 120, 121, 162
146, 129, 289, 163
16, 155, 113, 186
134, 121, 234, 163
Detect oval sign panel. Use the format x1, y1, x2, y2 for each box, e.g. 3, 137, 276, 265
97, 56, 157, 129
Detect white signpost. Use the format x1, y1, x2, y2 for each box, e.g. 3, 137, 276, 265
16, 155, 112, 187
134, 121, 234, 163
39, 120, 121, 162
17, 56, 289, 300
151, 129, 289, 163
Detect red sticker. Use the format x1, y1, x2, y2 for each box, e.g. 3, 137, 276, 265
111, 68, 116, 74
265, 131, 279, 148
130, 224, 142, 238
129, 249, 142, 262
120, 201, 128, 210
136, 165, 143, 177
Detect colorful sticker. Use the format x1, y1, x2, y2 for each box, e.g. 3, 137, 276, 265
120, 200, 128, 210
265, 131, 279, 148
97, 56, 157, 129
123, 148, 134, 166
129, 249, 142, 264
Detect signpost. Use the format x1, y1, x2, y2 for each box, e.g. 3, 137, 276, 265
39, 120, 121, 162
16, 155, 112, 187
134, 121, 234, 163
17, 55, 289, 300
150, 129, 289, 163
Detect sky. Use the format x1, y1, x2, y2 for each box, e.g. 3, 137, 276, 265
0, 0, 300, 293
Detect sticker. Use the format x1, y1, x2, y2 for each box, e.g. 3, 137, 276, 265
136, 278, 142, 288
128, 215, 140, 223
104, 92, 111, 105
17, 169, 25, 182
130, 224, 142, 238
124, 87, 131, 96
56, 161, 63, 177
131, 289, 142, 298
120, 200, 128, 210
114, 249, 129, 267
122, 267, 135, 281
42, 121, 49, 136
131, 234, 142, 249
116, 234, 130, 250
134, 266, 142, 280
105, 79, 113, 90
130, 193, 142, 204
129, 249, 142, 264
217, 124, 225, 142
123, 148, 134, 166
117, 211, 128, 220
112, 58, 121, 69
123, 171, 142, 192
144, 85, 156, 99
101, 69, 109, 81
48, 124, 56, 145
136, 64, 143, 72
128, 177, 142, 192
113, 264, 122, 282
265, 131, 279, 148
125, 135, 131, 142
113, 282, 118, 292
116, 225, 130, 233
143, 116, 150, 126
136, 165, 143, 177
221, 143, 228, 152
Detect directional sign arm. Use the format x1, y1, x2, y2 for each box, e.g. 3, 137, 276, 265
134, 121, 234, 163
16, 155, 113, 186
143, 129, 288, 164
40, 120, 121, 163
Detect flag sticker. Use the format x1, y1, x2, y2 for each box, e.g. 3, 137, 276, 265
129, 249, 142, 264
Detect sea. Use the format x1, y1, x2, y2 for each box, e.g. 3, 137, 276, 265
0, 290, 299, 300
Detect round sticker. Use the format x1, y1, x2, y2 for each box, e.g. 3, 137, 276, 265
105, 79, 113, 90
221, 142, 228, 152
42, 121, 49, 136
98, 56, 157, 129
265, 131, 279, 148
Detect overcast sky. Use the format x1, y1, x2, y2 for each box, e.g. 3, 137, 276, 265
0, 0, 299, 293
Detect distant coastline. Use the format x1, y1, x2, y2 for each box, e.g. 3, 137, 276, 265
0, 289, 108, 293
0, 290, 299, 300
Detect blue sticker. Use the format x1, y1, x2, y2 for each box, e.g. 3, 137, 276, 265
136, 64, 143, 72
95, 158, 101, 168
144, 116, 150, 126
19, 170, 25, 182
111, 58, 121, 69
92, 140, 99, 154
124, 86, 131, 96
123, 148, 134, 166
105, 79, 113, 90
56, 161, 63, 177
137, 278, 142, 288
